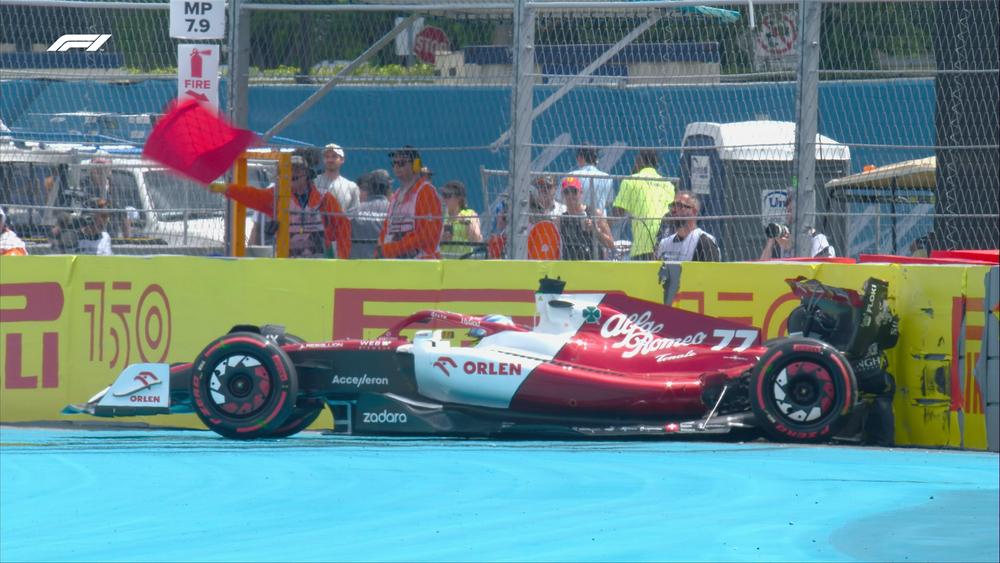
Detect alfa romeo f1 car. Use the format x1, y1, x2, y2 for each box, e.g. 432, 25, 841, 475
64, 277, 899, 442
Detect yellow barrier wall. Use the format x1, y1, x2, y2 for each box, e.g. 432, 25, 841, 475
0, 256, 990, 448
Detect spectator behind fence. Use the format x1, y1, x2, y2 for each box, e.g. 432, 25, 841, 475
209, 155, 350, 258
440, 180, 482, 259
612, 150, 675, 261
529, 176, 566, 226
655, 191, 720, 262
558, 176, 614, 261
566, 143, 615, 215
82, 158, 132, 239
49, 198, 114, 256
378, 145, 442, 259
0, 207, 28, 256
350, 170, 391, 259
315, 143, 360, 212
759, 193, 835, 260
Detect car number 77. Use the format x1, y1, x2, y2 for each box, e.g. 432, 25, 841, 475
711, 329, 758, 352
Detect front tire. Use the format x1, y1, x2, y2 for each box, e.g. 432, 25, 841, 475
267, 406, 324, 438
191, 332, 298, 439
750, 338, 857, 443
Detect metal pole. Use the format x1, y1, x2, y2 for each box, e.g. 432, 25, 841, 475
509, 0, 535, 260
225, 0, 250, 256
228, 0, 250, 129
792, 0, 820, 257
490, 12, 662, 152
262, 14, 420, 142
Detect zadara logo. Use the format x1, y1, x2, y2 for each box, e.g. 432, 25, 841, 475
362, 410, 408, 424
48, 34, 112, 52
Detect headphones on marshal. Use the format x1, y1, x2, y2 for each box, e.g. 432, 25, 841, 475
391, 145, 422, 174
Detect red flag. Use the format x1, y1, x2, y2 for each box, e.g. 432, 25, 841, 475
142, 99, 258, 184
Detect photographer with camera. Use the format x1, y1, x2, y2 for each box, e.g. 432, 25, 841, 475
759, 193, 835, 260
49, 198, 114, 255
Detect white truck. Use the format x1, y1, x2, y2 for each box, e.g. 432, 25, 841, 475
1, 142, 270, 253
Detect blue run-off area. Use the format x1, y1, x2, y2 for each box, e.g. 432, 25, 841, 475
0, 428, 996, 562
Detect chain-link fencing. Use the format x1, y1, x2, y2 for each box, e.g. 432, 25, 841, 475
1, 0, 996, 260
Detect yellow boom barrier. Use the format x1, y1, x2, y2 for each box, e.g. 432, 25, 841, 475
229, 151, 292, 258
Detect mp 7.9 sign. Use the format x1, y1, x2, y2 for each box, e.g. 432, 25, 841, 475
170, 0, 226, 40
414, 27, 450, 64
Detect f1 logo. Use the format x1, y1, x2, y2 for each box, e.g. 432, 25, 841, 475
48, 34, 112, 52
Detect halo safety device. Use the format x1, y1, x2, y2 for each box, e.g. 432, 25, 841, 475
468, 314, 515, 338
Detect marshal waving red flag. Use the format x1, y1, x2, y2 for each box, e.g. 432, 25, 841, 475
142, 99, 259, 184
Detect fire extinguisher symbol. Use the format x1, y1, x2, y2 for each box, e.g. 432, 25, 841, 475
191, 48, 204, 78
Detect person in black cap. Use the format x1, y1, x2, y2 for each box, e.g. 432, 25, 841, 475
378, 145, 443, 259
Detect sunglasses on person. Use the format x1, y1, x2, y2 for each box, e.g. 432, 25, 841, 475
441, 192, 459, 200
534, 182, 555, 191
391, 159, 411, 168
562, 187, 581, 196
669, 201, 694, 211
292, 173, 307, 181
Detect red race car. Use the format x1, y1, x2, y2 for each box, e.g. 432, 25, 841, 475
65, 276, 898, 442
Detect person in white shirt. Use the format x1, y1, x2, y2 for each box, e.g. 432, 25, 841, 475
314, 143, 360, 212
566, 143, 615, 215
528, 176, 566, 225
655, 191, 720, 262
759, 194, 835, 259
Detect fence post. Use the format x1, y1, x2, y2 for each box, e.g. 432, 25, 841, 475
226, 0, 250, 256
509, 0, 535, 260
793, 0, 821, 258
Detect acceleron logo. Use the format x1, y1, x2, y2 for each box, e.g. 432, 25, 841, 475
48, 34, 111, 52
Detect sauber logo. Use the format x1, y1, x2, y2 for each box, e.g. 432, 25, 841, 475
433, 356, 458, 376
48, 34, 112, 52
113, 371, 162, 397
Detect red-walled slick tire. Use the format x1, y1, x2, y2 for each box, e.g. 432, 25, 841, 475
266, 406, 324, 438
750, 338, 857, 443
191, 332, 298, 440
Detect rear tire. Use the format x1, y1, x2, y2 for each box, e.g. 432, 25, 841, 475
750, 338, 857, 443
191, 332, 298, 439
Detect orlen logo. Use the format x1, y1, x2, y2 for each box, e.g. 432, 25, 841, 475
48, 34, 112, 52
463, 361, 522, 376
363, 410, 408, 424
113, 371, 161, 397
433, 356, 458, 376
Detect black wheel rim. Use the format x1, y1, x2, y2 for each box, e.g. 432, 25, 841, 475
771, 360, 836, 424
207, 353, 273, 418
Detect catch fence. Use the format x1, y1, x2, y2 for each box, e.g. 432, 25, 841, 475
1, 0, 996, 260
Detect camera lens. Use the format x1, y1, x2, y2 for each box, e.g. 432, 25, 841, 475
764, 222, 783, 239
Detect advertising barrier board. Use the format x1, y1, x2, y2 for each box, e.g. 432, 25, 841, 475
0, 256, 989, 448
